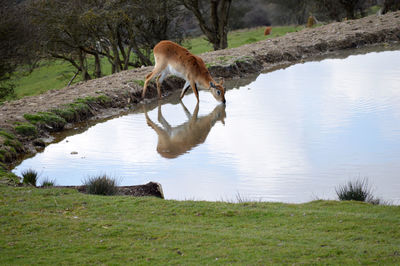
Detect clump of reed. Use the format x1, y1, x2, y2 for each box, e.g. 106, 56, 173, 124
41, 178, 56, 187
335, 178, 384, 205
21, 169, 39, 186
83, 175, 119, 196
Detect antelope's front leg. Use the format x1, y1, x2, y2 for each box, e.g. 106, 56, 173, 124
190, 80, 199, 102
180, 81, 190, 99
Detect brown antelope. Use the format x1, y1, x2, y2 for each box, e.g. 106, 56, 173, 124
144, 102, 226, 159
142, 40, 226, 103
264, 26, 272, 36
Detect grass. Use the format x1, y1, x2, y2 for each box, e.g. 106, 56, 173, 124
41, 178, 56, 187
0, 185, 399, 264
336, 178, 384, 205
21, 169, 38, 186
8, 25, 303, 101
24, 112, 67, 132
83, 175, 119, 196
14, 122, 38, 137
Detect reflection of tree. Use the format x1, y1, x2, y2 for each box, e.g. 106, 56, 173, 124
144, 102, 226, 159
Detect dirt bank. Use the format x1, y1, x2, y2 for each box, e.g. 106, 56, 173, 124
1, 11, 400, 168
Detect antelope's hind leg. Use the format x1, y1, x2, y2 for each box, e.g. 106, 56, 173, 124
142, 63, 166, 99
156, 70, 168, 98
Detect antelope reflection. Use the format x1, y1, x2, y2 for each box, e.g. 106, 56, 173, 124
144, 102, 226, 158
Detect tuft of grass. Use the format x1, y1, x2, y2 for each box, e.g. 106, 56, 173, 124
23, 112, 66, 132
21, 169, 38, 186
14, 123, 38, 137
335, 178, 380, 204
133, 79, 145, 87
41, 178, 55, 187
0, 130, 15, 140
83, 175, 119, 196
0, 167, 20, 186
52, 95, 111, 122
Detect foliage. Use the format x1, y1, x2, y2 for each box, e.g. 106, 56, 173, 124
0, 84, 16, 102
382, 0, 400, 13
0, 186, 399, 264
83, 175, 119, 196
26, 0, 184, 81
21, 169, 38, 186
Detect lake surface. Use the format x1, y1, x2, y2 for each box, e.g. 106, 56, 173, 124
14, 49, 400, 203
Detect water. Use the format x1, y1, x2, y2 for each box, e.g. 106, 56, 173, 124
14, 49, 400, 203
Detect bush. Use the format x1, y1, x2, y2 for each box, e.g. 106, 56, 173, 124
0, 84, 16, 102
22, 169, 38, 186
335, 178, 377, 203
83, 175, 118, 196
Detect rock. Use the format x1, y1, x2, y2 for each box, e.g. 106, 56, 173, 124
118, 182, 164, 199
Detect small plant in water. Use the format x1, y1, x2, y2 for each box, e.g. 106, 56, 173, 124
41, 178, 56, 187
335, 178, 378, 203
84, 175, 119, 196
21, 169, 38, 186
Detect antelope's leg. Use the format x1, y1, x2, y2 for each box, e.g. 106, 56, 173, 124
156, 71, 168, 98
190, 80, 199, 102
180, 80, 190, 99
142, 63, 166, 99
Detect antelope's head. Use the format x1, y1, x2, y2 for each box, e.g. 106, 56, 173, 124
209, 79, 226, 104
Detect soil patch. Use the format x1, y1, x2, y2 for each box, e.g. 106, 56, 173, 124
1, 11, 400, 168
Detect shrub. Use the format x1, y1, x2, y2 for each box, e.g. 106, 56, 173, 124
0, 84, 16, 102
22, 169, 38, 186
83, 175, 118, 196
335, 178, 376, 203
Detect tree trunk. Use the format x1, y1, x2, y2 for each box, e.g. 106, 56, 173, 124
131, 40, 152, 66
94, 53, 102, 78
78, 50, 91, 81
183, 0, 232, 51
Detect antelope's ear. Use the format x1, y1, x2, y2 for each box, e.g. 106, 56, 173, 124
210, 81, 216, 88
219, 78, 224, 85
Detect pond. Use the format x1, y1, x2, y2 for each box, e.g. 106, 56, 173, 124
13, 48, 400, 204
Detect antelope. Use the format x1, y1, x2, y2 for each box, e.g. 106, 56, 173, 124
144, 102, 226, 159
142, 40, 226, 103
264, 26, 272, 36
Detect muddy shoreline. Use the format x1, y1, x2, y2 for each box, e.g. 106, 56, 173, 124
1, 11, 400, 169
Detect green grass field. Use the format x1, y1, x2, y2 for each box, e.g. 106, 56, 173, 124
1, 184, 399, 264
9, 25, 304, 100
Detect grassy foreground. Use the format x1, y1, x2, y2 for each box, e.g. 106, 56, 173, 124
1, 185, 399, 264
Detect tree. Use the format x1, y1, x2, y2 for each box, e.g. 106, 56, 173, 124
26, 0, 184, 82
268, 0, 311, 25
382, 0, 400, 13
0, 0, 37, 100
182, 0, 232, 50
